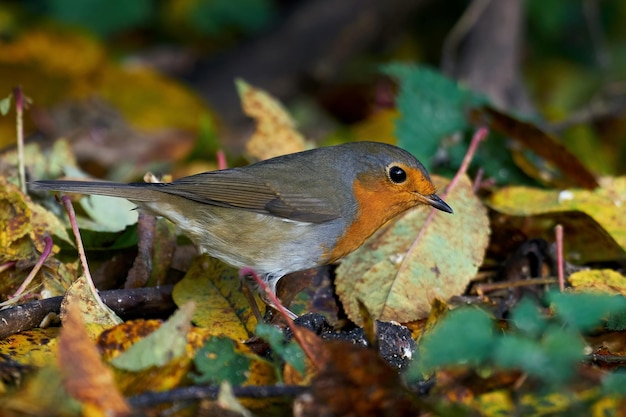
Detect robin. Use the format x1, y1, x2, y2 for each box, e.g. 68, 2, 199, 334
31, 142, 452, 314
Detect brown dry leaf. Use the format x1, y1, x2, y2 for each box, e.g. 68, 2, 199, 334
284, 324, 328, 386
490, 211, 626, 264
58, 303, 130, 416
237, 79, 308, 161
294, 341, 421, 417
336, 175, 489, 324
474, 106, 599, 189
172, 255, 259, 341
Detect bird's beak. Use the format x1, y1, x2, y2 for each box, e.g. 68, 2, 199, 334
423, 194, 453, 214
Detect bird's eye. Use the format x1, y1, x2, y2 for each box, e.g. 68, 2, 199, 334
388, 165, 407, 183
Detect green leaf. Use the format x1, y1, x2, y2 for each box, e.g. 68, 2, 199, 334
381, 64, 486, 168
256, 323, 306, 375
510, 297, 547, 337
494, 334, 548, 377
110, 302, 195, 371
192, 336, 251, 386
187, 0, 275, 36
418, 307, 495, 371
44, 0, 153, 37
602, 371, 626, 396
0, 95, 12, 116
548, 291, 626, 331
495, 326, 583, 384
541, 326, 585, 383
607, 309, 626, 331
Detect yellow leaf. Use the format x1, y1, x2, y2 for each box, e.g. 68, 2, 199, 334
173, 255, 259, 341
569, 269, 626, 296
237, 79, 308, 161
489, 176, 626, 261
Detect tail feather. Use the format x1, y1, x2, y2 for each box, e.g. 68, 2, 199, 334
30, 180, 163, 202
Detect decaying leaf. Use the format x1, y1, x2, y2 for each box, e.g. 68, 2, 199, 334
110, 301, 195, 371
336, 175, 489, 323
58, 303, 130, 416
474, 106, 599, 189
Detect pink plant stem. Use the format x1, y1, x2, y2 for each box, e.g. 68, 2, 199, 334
395, 127, 488, 279
13, 86, 25, 193
555, 224, 565, 291
473, 167, 484, 193
446, 127, 488, 193
6, 236, 53, 303
217, 150, 228, 170
61, 195, 108, 311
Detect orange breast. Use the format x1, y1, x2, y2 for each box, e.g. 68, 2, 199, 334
326, 177, 421, 262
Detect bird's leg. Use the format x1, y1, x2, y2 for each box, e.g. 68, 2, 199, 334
239, 267, 298, 320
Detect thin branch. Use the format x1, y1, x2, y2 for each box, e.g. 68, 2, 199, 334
0, 286, 175, 339
475, 277, 559, 296
127, 384, 307, 408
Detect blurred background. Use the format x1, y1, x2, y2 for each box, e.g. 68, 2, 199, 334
0, 0, 625, 180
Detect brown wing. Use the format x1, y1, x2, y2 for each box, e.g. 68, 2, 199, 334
148, 170, 342, 223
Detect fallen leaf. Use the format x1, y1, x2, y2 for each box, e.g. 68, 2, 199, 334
237, 79, 308, 161
488, 176, 626, 257
474, 106, 599, 189
58, 302, 130, 416
110, 301, 195, 371
0, 328, 59, 367
60, 274, 123, 339
172, 255, 259, 341
569, 269, 626, 296
294, 341, 421, 417
99, 318, 211, 395
336, 175, 489, 323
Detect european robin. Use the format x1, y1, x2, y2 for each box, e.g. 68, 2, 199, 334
31, 142, 452, 313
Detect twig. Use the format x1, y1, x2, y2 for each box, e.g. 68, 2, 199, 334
474, 277, 559, 296
585, 353, 626, 365
555, 224, 564, 292
13, 86, 26, 193
127, 384, 307, 408
0, 286, 175, 339
1, 236, 53, 306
